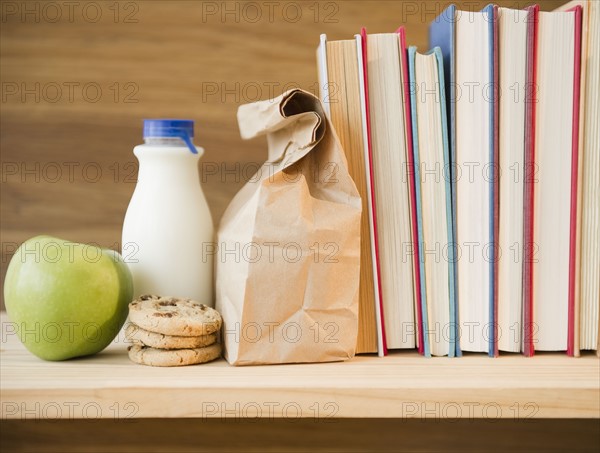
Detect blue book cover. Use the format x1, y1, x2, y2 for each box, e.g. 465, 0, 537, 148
429, 5, 460, 357
408, 46, 457, 358
434, 47, 458, 359
407, 46, 430, 358
485, 4, 497, 359
429, 4, 497, 357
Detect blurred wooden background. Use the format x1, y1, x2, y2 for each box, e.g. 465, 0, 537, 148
0, 0, 567, 308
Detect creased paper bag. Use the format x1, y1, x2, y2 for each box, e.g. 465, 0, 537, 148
216, 89, 362, 366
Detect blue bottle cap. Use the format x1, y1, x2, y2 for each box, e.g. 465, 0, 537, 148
143, 119, 197, 154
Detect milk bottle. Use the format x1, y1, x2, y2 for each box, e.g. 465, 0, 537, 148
122, 119, 214, 305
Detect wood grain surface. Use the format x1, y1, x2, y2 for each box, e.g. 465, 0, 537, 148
2, 313, 599, 420
0, 0, 569, 310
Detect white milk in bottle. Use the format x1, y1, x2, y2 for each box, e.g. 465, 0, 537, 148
122, 119, 214, 305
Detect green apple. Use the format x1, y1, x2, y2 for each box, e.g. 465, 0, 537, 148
4, 236, 133, 361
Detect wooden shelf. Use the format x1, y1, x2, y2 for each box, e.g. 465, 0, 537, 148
1, 313, 598, 419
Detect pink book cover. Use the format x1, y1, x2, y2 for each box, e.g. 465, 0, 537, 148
360, 28, 388, 355
523, 4, 539, 357
525, 5, 581, 356
396, 27, 424, 355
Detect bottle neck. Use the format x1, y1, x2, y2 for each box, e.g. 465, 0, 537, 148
142, 137, 203, 157
144, 137, 187, 147
134, 140, 202, 187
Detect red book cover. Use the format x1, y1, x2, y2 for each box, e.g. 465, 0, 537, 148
396, 27, 424, 355
360, 28, 388, 355
525, 6, 580, 356
567, 5, 583, 356
523, 4, 539, 357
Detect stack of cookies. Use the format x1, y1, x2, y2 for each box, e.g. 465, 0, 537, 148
125, 295, 223, 367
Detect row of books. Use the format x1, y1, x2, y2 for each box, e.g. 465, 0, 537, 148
316, 1, 599, 357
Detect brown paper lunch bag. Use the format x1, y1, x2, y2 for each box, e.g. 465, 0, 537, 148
215, 89, 362, 365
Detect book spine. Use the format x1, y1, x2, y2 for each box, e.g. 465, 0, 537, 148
360, 28, 388, 356
398, 29, 425, 356
523, 5, 539, 357
434, 47, 457, 358
567, 6, 583, 357
484, 3, 498, 358
429, 3, 461, 358
492, 5, 500, 358
407, 46, 431, 358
